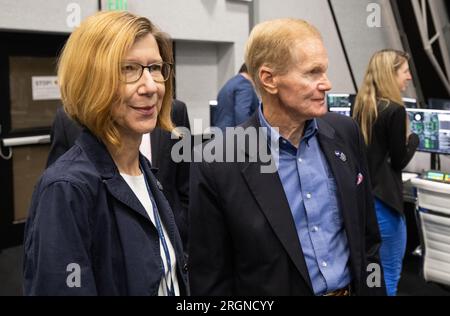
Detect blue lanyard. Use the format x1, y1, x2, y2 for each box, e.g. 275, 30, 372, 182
140, 165, 175, 296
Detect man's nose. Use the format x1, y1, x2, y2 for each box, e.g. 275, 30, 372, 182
319, 75, 332, 91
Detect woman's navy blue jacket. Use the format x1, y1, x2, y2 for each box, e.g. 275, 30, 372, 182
23, 130, 188, 295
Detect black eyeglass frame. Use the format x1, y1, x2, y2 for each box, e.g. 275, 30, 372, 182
120, 61, 173, 84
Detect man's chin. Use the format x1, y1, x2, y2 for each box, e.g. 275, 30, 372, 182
314, 106, 328, 118
318, 109, 328, 117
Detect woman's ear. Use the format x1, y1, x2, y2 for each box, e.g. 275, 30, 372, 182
259, 66, 278, 95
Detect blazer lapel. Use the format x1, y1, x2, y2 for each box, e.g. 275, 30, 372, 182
316, 120, 362, 254
76, 130, 153, 223
241, 163, 313, 291
240, 113, 313, 291
103, 175, 152, 222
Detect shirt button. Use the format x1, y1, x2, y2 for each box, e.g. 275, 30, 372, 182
322, 261, 328, 268
312, 226, 319, 232
306, 193, 312, 199
298, 158, 302, 163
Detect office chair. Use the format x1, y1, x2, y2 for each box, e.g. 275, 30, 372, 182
412, 177, 450, 290
418, 211, 450, 288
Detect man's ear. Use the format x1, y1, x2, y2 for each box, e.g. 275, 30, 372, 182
259, 66, 278, 95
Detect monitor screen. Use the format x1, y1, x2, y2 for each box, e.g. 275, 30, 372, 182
403, 97, 417, 109
428, 98, 450, 110
326, 93, 355, 117
406, 108, 450, 155
423, 171, 450, 183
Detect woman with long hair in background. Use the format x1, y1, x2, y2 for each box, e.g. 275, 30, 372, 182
353, 49, 419, 296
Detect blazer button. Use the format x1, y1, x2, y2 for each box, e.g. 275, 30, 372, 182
183, 263, 188, 273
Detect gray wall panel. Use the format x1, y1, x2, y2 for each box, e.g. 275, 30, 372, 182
253, 0, 355, 93
175, 41, 220, 130
330, 0, 416, 97
0, 0, 97, 33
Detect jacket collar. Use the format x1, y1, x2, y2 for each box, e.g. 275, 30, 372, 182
75, 129, 159, 222
76, 129, 159, 179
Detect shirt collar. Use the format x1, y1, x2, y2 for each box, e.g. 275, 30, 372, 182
258, 103, 319, 148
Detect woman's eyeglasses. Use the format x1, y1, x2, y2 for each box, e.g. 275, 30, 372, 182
120, 61, 172, 83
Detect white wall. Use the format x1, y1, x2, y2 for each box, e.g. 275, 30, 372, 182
0, 0, 97, 33
330, 0, 416, 97
253, 0, 355, 93
175, 41, 221, 131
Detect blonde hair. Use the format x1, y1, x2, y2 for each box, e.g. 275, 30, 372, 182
58, 11, 174, 149
353, 49, 409, 144
245, 18, 322, 95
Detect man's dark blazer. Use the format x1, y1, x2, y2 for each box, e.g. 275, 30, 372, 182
46, 100, 191, 248
189, 112, 385, 296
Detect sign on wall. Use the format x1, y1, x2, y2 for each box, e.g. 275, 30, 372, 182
31, 76, 60, 101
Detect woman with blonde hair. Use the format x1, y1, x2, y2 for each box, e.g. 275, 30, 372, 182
353, 49, 419, 296
23, 11, 188, 295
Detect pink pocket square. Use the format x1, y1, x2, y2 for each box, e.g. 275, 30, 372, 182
356, 173, 364, 185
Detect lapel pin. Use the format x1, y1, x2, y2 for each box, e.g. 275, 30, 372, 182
356, 173, 364, 185
335, 150, 347, 162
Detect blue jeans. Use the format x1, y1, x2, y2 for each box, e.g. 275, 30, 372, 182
374, 198, 407, 296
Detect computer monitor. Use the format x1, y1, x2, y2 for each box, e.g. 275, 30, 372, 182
403, 97, 418, 109
406, 108, 450, 155
326, 93, 355, 117
428, 98, 450, 110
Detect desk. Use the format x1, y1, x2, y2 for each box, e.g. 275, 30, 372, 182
403, 173, 418, 204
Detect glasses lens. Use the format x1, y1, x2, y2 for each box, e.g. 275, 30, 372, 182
121, 63, 141, 83
151, 63, 171, 82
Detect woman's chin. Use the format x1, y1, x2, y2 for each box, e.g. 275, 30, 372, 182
141, 119, 158, 134
142, 126, 156, 134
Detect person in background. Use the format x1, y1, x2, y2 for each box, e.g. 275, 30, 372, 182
353, 49, 419, 296
189, 18, 385, 296
46, 99, 191, 251
24, 11, 188, 295
212, 63, 259, 130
